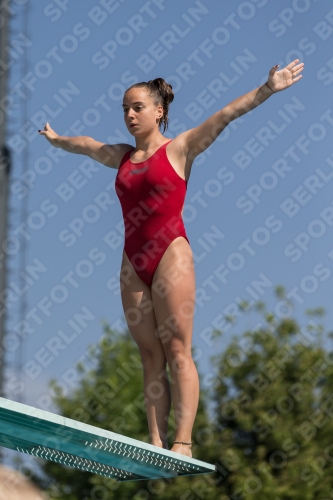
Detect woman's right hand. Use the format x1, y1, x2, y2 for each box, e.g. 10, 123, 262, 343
38, 122, 59, 147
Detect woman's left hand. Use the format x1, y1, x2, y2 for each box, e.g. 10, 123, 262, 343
267, 59, 304, 92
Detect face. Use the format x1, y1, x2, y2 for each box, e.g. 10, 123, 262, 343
122, 87, 163, 136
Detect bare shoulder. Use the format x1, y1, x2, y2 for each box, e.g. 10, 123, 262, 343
166, 133, 188, 158
82, 140, 134, 170
165, 134, 195, 182
110, 143, 134, 170
167, 131, 200, 162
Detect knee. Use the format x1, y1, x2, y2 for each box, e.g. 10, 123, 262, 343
167, 350, 192, 374
140, 348, 167, 370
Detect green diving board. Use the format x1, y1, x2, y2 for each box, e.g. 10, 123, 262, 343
0, 397, 216, 482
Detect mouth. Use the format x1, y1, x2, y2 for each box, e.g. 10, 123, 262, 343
130, 124, 138, 128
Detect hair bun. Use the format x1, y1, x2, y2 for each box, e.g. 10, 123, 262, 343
149, 78, 174, 106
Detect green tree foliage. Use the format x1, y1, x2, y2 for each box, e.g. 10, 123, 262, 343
210, 292, 333, 499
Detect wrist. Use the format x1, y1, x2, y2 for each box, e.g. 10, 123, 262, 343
53, 136, 61, 148
265, 82, 276, 94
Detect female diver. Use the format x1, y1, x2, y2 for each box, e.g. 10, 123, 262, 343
39, 59, 304, 457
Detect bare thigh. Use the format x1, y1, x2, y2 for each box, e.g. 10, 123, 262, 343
151, 237, 196, 362
119, 251, 166, 364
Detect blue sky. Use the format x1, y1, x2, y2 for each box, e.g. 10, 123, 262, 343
3, 0, 333, 419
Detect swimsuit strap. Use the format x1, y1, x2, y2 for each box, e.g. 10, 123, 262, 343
160, 139, 173, 153
118, 149, 132, 170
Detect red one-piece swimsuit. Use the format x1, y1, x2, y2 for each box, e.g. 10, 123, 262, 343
115, 140, 190, 287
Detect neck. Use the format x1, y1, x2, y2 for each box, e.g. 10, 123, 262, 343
134, 132, 166, 152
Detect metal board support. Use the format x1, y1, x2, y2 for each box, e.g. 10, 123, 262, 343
0, 397, 216, 482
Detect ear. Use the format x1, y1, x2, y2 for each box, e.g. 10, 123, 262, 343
156, 104, 163, 119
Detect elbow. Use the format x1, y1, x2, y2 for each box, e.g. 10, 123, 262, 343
80, 136, 93, 155
221, 106, 236, 124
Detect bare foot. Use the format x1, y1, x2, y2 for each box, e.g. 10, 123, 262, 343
151, 440, 169, 450
170, 443, 192, 458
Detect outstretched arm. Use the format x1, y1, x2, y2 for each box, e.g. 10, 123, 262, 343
178, 59, 304, 160
38, 124, 124, 169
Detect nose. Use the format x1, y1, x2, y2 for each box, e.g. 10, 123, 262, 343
126, 108, 135, 120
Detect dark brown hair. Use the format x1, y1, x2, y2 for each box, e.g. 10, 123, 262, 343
124, 78, 174, 133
